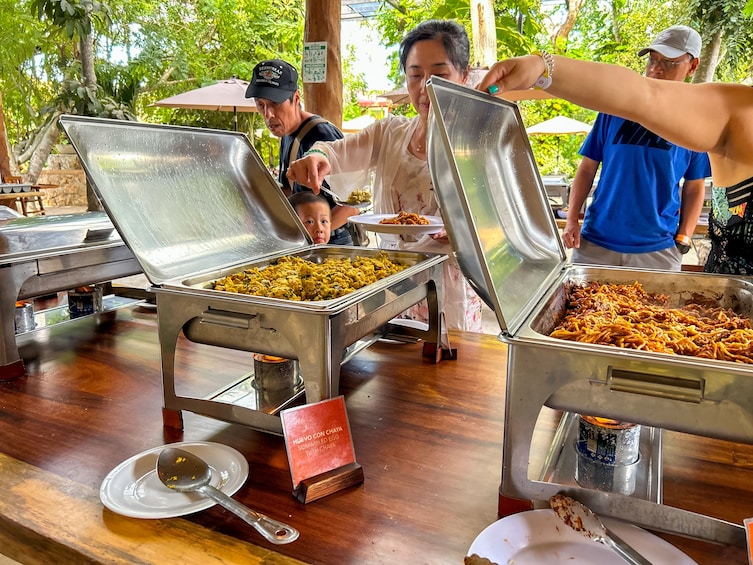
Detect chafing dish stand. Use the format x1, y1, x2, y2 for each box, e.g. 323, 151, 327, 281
60, 115, 447, 436
427, 77, 751, 548
0, 212, 141, 379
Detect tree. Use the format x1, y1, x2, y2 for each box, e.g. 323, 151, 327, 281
685, 0, 753, 83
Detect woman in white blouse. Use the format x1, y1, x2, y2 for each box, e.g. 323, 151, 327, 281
287, 19, 483, 332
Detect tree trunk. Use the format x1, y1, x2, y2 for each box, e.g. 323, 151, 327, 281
552, 0, 585, 51
303, 0, 342, 127
0, 93, 12, 181
693, 30, 722, 83
470, 0, 497, 68
611, 1, 622, 43
24, 114, 62, 184
80, 8, 97, 87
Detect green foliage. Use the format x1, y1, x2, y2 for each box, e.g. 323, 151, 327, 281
5, 0, 753, 177
30, 0, 111, 39
684, 0, 753, 81
518, 98, 596, 178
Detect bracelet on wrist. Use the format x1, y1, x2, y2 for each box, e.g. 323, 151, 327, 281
532, 50, 554, 90
304, 148, 329, 159
675, 233, 692, 254
675, 233, 691, 246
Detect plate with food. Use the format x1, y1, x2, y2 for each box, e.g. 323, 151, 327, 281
345, 188, 373, 209
349, 212, 444, 235
100, 441, 249, 519
466, 509, 696, 564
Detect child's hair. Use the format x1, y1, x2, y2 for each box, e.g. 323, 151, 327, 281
288, 191, 331, 213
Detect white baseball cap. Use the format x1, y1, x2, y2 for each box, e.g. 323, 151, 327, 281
638, 25, 702, 59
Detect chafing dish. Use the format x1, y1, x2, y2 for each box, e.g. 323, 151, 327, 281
59, 115, 446, 435
0, 212, 140, 379
427, 77, 752, 546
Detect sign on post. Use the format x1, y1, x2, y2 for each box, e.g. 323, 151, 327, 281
303, 41, 327, 84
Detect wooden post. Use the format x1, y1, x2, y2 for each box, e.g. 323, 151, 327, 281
0, 93, 12, 181
303, 0, 342, 128
470, 0, 497, 68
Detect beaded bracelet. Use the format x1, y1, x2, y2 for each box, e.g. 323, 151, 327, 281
532, 50, 555, 90
304, 148, 329, 159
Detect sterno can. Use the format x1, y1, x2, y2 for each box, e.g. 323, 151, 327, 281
575, 415, 640, 465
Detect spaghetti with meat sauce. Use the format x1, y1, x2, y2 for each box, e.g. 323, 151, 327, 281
210, 252, 407, 301
550, 281, 753, 363
378, 211, 430, 225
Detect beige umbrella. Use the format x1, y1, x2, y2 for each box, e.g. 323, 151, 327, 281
526, 115, 592, 136
526, 116, 592, 173
151, 77, 257, 130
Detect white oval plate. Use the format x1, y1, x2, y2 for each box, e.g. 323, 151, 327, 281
349, 213, 444, 235
467, 509, 696, 564
100, 441, 249, 519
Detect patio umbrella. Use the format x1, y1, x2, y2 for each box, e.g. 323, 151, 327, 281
526, 116, 592, 136
526, 116, 592, 173
151, 77, 257, 131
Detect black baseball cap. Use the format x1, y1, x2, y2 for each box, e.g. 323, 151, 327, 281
245, 59, 299, 103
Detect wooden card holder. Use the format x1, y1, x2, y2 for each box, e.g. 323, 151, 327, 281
281, 396, 363, 504
293, 461, 364, 504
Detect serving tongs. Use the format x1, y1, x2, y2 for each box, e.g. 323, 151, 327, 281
550, 493, 652, 564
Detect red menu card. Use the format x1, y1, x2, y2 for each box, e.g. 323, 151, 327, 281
281, 396, 357, 489
745, 517, 752, 565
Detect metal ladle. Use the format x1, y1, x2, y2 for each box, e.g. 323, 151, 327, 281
156, 447, 299, 544
549, 493, 652, 564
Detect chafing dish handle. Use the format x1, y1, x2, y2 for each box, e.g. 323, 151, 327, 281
607, 368, 703, 403
198, 309, 257, 330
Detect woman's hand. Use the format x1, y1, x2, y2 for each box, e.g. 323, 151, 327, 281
476, 55, 547, 96
286, 152, 331, 192
430, 228, 449, 245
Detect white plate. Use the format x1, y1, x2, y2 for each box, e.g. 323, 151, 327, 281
349, 213, 444, 235
100, 441, 249, 519
467, 509, 696, 564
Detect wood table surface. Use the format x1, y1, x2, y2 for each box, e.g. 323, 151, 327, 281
0, 303, 751, 564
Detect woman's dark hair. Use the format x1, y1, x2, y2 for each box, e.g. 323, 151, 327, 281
288, 191, 330, 213
399, 19, 470, 74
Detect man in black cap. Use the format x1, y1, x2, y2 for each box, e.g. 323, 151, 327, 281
246, 59, 356, 245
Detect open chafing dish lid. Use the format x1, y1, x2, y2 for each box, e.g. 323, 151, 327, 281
426, 77, 567, 335
58, 115, 308, 285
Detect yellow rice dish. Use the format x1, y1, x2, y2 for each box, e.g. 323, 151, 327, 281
211, 252, 407, 301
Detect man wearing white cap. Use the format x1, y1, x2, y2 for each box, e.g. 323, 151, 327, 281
563, 25, 710, 271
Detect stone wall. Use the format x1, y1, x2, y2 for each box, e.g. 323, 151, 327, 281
36, 152, 88, 208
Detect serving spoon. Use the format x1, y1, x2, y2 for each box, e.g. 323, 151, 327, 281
549, 493, 652, 564
156, 447, 299, 544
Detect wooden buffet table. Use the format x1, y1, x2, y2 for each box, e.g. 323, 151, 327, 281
0, 304, 751, 564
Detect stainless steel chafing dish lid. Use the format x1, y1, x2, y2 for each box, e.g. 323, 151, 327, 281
426, 77, 566, 334
58, 115, 308, 285
0, 211, 120, 261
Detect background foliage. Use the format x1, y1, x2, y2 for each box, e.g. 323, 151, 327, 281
1, 0, 753, 182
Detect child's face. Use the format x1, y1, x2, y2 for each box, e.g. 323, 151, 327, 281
296, 201, 331, 244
